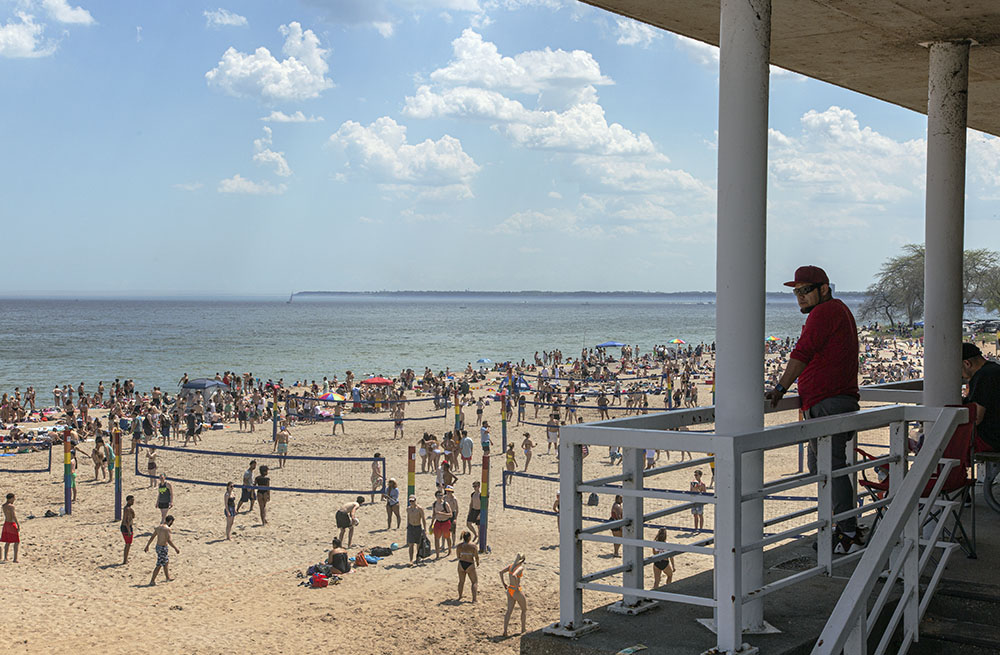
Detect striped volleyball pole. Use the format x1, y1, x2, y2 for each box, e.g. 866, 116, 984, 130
407, 445, 416, 500
113, 427, 122, 521
453, 387, 460, 435
479, 452, 489, 553
63, 429, 72, 515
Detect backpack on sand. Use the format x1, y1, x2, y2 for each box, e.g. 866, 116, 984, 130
417, 531, 432, 559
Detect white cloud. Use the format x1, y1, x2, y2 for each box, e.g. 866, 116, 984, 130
969, 131, 1000, 188
428, 29, 611, 104
218, 174, 286, 195
205, 22, 332, 102
252, 126, 292, 177
614, 17, 661, 48
261, 110, 324, 123
172, 182, 203, 191
330, 116, 480, 198
204, 8, 248, 28
42, 0, 94, 26
769, 106, 924, 204
135, 26, 142, 42
547, 190, 561, 199
0, 12, 55, 58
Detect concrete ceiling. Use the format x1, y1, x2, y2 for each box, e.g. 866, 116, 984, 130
581, 0, 1000, 137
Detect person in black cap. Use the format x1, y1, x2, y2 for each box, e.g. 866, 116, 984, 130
766, 265, 863, 553
961, 343, 996, 449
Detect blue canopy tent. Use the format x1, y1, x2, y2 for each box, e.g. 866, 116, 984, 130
596, 341, 626, 348
181, 379, 229, 390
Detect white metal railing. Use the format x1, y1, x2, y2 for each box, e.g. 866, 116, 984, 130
544, 396, 967, 655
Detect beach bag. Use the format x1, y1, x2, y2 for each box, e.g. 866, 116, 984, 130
587, 492, 599, 506
370, 546, 392, 557
418, 532, 432, 558
310, 573, 328, 588
354, 550, 369, 567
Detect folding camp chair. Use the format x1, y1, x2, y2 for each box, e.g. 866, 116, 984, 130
857, 403, 979, 558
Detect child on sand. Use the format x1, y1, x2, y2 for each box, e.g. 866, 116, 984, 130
144, 515, 179, 585
2, 493, 19, 563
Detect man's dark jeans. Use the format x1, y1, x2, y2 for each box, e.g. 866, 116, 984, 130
806, 395, 860, 533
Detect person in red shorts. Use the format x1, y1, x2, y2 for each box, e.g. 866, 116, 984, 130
431, 489, 453, 559
766, 265, 863, 554
121, 495, 135, 565
2, 492, 19, 563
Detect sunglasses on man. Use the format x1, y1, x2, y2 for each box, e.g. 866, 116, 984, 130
792, 283, 820, 298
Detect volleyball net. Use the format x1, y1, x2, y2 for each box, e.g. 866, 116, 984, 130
135, 443, 385, 496
284, 394, 448, 423
0, 441, 53, 473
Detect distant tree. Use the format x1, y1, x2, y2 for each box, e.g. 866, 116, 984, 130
861, 244, 1000, 325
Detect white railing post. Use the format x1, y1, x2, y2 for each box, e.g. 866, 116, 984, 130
714, 438, 744, 653
817, 435, 833, 574
622, 447, 645, 607
558, 436, 585, 631
888, 421, 908, 493
903, 500, 920, 642
843, 612, 868, 655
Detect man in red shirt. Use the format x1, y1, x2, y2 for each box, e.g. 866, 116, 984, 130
766, 266, 862, 553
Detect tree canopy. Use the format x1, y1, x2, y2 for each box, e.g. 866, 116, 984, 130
860, 244, 1000, 327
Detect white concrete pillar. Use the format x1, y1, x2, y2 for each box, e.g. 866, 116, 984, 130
622, 447, 645, 606
716, 0, 770, 634
923, 41, 970, 408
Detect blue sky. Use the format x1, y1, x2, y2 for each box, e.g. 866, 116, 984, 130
3, 0, 999, 296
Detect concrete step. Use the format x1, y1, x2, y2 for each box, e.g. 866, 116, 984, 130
912, 618, 1000, 653
922, 579, 1000, 629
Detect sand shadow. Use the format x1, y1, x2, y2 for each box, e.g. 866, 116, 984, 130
437, 598, 463, 606
98, 562, 123, 570
204, 538, 229, 545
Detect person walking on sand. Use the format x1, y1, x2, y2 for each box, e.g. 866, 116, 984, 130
2, 493, 19, 563
370, 454, 384, 503
690, 470, 707, 532
651, 528, 675, 588
456, 531, 480, 602
467, 481, 482, 542
120, 495, 135, 564
336, 496, 364, 548
500, 553, 528, 637
382, 478, 400, 529
273, 424, 290, 469
459, 430, 474, 474
155, 474, 173, 522
521, 432, 535, 472
406, 495, 427, 565
145, 448, 157, 488
236, 460, 256, 514
431, 489, 453, 559
224, 481, 236, 539
144, 515, 179, 585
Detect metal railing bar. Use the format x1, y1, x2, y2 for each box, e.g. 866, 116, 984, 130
833, 496, 892, 522
583, 471, 632, 486
578, 518, 630, 535
918, 542, 958, 621
763, 506, 815, 527
578, 581, 716, 608
865, 537, 914, 634
831, 454, 898, 479
641, 456, 715, 478
743, 473, 823, 500
742, 520, 825, 552
576, 484, 715, 504
580, 562, 630, 583
874, 584, 917, 655
578, 532, 714, 554
644, 502, 699, 521
743, 564, 827, 602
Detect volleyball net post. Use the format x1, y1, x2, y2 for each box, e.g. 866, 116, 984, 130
272, 388, 279, 442
407, 445, 416, 499
453, 388, 460, 435
479, 453, 489, 553
114, 428, 122, 521
63, 431, 72, 515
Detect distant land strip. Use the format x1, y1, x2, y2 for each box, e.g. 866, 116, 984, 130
289, 290, 866, 300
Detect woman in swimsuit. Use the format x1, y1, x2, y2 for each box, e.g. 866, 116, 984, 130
224, 481, 236, 540
520, 433, 534, 472
651, 527, 675, 588
146, 449, 157, 488
255, 465, 270, 526
455, 531, 479, 602
505, 443, 517, 484
500, 553, 528, 637
417, 433, 430, 473
370, 454, 383, 503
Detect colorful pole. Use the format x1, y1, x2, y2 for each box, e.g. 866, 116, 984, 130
453, 388, 460, 435
114, 427, 122, 521
500, 390, 508, 454
272, 388, 279, 442
63, 429, 72, 515
407, 445, 416, 500
479, 452, 489, 553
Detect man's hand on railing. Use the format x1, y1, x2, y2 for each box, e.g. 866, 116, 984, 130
764, 383, 786, 409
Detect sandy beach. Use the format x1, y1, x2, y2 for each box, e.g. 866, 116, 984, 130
0, 338, 936, 655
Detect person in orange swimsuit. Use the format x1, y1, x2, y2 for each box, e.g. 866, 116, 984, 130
499, 553, 527, 637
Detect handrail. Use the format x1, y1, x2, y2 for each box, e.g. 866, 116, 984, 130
812, 405, 967, 654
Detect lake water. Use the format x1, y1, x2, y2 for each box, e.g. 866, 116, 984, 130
0, 293, 862, 391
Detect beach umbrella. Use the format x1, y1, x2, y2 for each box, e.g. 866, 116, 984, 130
596, 341, 626, 348
181, 378, 229, 390
766, 336, 781, 342
669, 338, 686, 345
477, 358, 492, 364
361, 376, 394, 385
318, 392, 345, 401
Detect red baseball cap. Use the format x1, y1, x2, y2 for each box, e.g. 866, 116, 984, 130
783, 266, 829, 287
